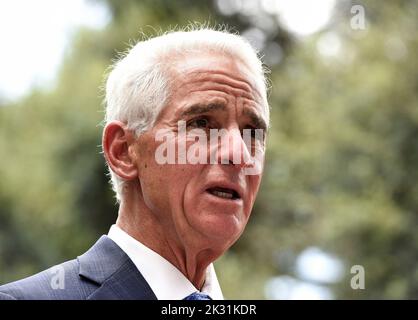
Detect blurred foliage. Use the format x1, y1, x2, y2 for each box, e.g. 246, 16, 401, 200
0, 0, 417, 299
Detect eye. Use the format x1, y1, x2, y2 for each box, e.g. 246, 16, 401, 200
187, 117, 209, 129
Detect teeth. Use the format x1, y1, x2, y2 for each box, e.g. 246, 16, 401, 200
211, 190, 234, 199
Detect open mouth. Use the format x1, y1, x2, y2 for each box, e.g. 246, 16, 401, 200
206, 187, 240, 200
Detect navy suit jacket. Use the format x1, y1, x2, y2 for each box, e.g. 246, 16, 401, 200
0, 235, 157, 300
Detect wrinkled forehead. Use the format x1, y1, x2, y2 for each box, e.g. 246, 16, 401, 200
167, 53, 268, 121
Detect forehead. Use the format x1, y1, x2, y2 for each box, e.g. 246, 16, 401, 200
173, 53, 260, 94
167, 53, 266, 115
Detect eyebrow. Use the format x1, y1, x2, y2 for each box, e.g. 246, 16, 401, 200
243, 107, 267, 131
180, 103, 226, 117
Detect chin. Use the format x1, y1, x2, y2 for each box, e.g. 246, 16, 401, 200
192, 210, 246, 244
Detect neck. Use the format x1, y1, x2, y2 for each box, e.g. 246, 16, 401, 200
115, 182, 223, 289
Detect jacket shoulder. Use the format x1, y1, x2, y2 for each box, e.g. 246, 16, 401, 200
0, 259, 97, 300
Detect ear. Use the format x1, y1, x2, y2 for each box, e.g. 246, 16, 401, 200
102, 121, 138, 180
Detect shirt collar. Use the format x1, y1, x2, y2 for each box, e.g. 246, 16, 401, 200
108, 224, 224, 300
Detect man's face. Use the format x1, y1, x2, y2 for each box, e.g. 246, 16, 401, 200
132, 53, 267, 250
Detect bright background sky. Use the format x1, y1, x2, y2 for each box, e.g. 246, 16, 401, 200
0, 0, 110, 101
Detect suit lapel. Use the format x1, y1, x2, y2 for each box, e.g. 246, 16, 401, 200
77, 235, 157, 300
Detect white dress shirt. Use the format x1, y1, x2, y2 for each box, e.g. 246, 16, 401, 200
107, 224, 224, 300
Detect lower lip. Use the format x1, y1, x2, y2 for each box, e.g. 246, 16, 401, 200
204, 191, 243, 206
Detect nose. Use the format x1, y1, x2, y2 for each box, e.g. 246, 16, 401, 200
212, 128, 253, 169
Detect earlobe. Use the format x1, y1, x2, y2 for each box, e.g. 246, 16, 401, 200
102, 121, 138, 180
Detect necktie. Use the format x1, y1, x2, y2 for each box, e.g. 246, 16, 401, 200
183, 292, 212, 300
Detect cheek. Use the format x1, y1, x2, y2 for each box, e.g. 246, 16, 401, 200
177, 163, 205, 196
244, 175, 262, 211
141, 163, 202, 213
139, 164, 167, 212
138, 131, 206, 212
181, 165, 212, 215
250, 174, 262, 193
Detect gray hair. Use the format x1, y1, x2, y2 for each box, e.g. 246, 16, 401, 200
104, 26, 270, 202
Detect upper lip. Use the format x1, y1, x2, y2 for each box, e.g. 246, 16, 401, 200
204, 180, 244, 200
